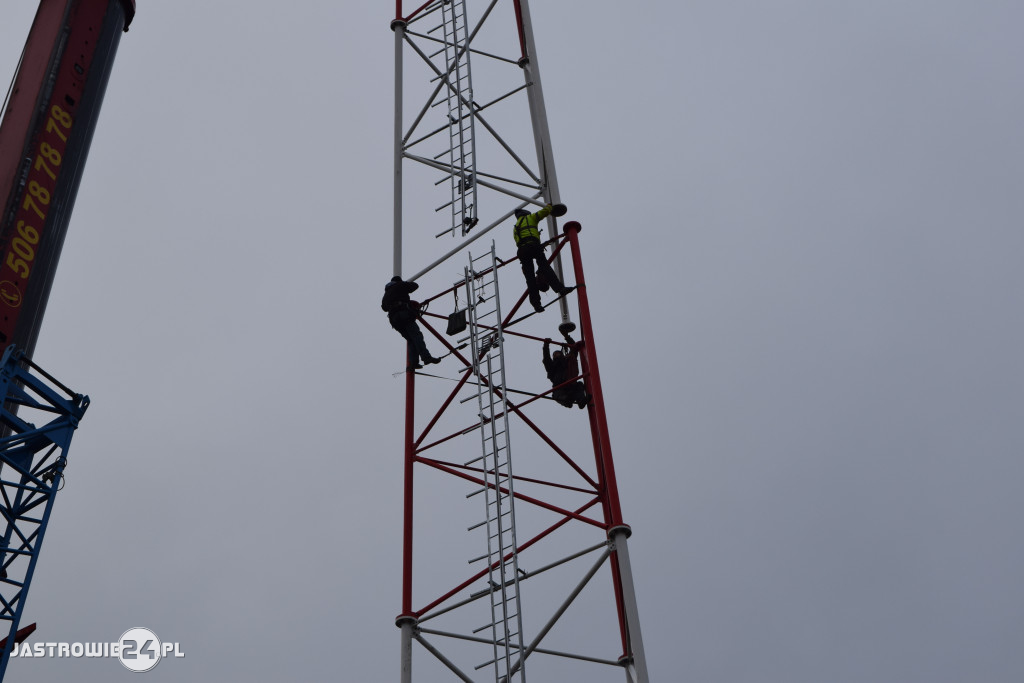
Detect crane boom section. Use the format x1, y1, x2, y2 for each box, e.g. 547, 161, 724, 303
0, 0, 133, 355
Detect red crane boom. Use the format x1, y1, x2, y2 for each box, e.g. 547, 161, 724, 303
0, 0, 134, 354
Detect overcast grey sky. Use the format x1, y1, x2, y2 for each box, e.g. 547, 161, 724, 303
2, 1, 1023, 681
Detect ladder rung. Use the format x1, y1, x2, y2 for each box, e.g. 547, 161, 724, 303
473, 618, 508, 635
460, 421, 485, 435
475, 655, 511, 671
434, 226, 456, 239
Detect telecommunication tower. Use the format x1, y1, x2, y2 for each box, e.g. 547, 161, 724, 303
389, 1, 648, 681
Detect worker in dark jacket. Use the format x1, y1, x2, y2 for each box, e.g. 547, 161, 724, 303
382, 276, 441, 369
542, 338, 589, 409
513, 204, 570, 313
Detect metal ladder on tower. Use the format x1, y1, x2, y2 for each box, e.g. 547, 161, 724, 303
463, 244, 526, 682
429, 0, 479, 237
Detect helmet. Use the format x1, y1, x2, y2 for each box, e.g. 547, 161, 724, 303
514, 209, 530, 218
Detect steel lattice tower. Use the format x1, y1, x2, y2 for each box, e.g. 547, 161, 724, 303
389, 2, 648, 681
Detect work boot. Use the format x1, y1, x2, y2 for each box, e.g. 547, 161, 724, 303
425, 356, 441, 365
536, 271, 550, 292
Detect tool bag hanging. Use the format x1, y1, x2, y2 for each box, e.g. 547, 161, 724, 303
446, 289, 467, 336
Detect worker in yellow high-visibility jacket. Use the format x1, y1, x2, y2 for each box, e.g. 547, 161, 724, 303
512, 204, 570, 313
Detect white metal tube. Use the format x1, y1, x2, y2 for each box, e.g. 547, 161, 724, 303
517, 0, 560, 204
393, 20, 406, 277
610, 527, 649, 682
399, 617, 414, 683
517, 0, 572, 326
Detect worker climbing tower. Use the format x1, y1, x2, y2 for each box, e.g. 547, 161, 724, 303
389, 2, 648, 681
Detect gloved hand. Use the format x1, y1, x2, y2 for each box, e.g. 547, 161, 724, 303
544, 203, 553, 212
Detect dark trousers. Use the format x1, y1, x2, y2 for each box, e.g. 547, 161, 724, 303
553, 382, 589, 409
518, 241, 566, 308
388, 309, 431, 366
